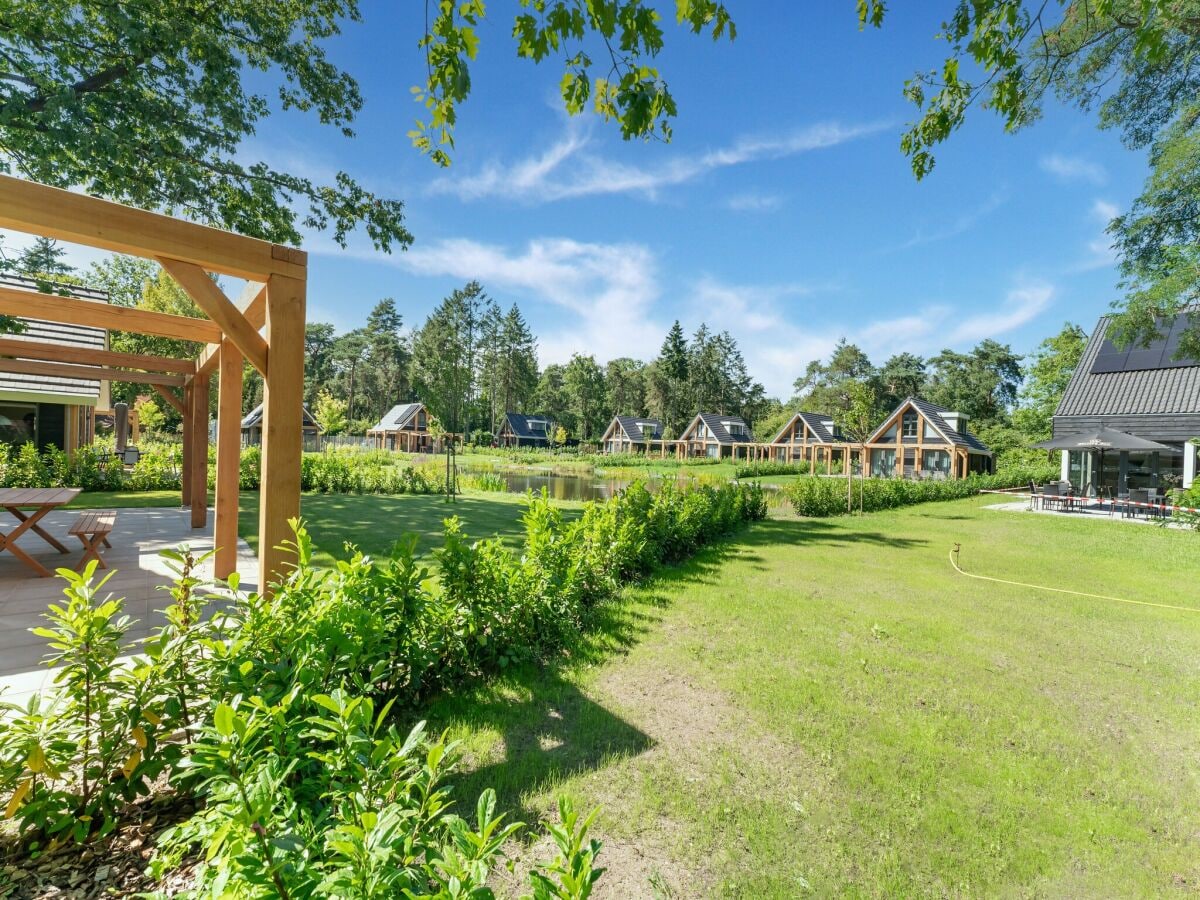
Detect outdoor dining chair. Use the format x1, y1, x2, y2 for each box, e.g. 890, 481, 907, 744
1041, 482, 1061, 511
1124, 488, 1147, 519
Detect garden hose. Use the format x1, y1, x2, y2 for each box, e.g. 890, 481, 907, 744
949, 544, 1199, 615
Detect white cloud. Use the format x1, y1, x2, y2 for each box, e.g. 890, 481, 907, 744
945, 280, 1054, 344
887, 190, 1008, 252
1091, 199, 1119, 222
725, 191, 784, 212
313, 237, 1054, 400
326, 235, 665, 365
430, 120, 889, 203
1040, 153, 1107, 185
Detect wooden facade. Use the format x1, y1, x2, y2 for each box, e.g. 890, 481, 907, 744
498, 412, 552, 448
677, 412, 761, 460
368, 402, 437, 452
861, 398, 993, 480
600, 415, 665, 454
767, 412, 854, 474
0, 174, 307, 591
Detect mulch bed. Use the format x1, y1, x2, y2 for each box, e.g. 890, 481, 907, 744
0, 793, 197, 899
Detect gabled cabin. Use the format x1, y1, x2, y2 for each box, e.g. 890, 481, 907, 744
768, 412, 850, 471
678, 412, 755, 459
862, 397, 993, 479
368, 401, 435, 452
1053, 313, 1199, 490
498, 412, 553, 448
0, 274, 108, 454
241, 402, 319, 446
600, 415, 665, 454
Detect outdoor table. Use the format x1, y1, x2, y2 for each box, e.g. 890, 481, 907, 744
0, 487, 81, 577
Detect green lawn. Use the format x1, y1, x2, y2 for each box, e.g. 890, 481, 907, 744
425, 497, 1200, 897
71, 488, 580, 567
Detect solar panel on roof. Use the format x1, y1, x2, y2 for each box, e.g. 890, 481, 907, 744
1089, 315, 1200, 374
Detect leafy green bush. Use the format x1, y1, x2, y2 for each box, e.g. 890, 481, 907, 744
2, 481, 763, 890
786, 464, 1060, 517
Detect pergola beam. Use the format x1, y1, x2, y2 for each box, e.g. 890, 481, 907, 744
152, 384, 186, 415
0, 284, 223, 344
197, 281, 267, 377
158, 258, 269, 375
0, 336, 195, 374
0, 357, 186, 386
0, 174, 306, 281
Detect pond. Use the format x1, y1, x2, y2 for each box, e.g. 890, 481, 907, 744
461, 467, 698, 502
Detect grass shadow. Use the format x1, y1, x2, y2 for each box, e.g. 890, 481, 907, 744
439, 673, 653, 827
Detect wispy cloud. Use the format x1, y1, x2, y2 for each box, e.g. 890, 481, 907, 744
322, 235, 665, 365
887, 190, 1008, 252
1040, 153, 1107, 185
429, 120, 890, 203
312, 236, 1054, 399
725, 191, 784, 213
1064, 198, 1120, 273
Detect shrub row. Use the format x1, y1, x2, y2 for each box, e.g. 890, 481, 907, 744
0, 441, 182, 492
239, 447, 445, 494
734, 459, 812, 478
1, 481, 766, 894
785, 464, 1061, 517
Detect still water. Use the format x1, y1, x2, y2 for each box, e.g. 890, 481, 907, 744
463, 468, 695, 502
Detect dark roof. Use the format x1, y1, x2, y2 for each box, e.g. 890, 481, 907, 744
868, 397, 992, 454
1056, 315, 1200, 418
504, 412, 552, 440
771, 411, 838, 444
368, 402, 423, 433
614, 415, 663, 442
690, 412, 754, 444
908, 397, 991, 453
241, 403, 318, 429
0, 274, 107, 402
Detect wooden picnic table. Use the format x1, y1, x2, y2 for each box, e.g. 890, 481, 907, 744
0, 487, 82, 577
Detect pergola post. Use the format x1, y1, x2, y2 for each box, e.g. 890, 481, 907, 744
190, 373, 210, 528
258, 273, 306, 590
181, 381, 194, 508
215, 340, 243, 578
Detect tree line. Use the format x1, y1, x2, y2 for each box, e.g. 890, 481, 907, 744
5, 243, 1088, 452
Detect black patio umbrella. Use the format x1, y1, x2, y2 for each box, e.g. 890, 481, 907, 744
1032, 428, 1175, 495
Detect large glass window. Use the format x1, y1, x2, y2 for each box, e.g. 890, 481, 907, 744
901, 410, 918, 439
922, 449, 951, 475
870, 448, 895, 477
0, 403, 37, 448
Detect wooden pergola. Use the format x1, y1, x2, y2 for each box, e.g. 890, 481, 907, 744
0, 175, 306, 591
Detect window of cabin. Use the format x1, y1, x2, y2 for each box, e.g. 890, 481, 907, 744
880, 423, 897, 442
901, 410, 918, 440
924, 420, 940, 439
0, 402, 38, 449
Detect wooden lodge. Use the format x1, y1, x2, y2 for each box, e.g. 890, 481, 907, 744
0, 274, 109, 455
861, 397, 993, 479
767, 412, 853, 474
241, 402, 319, 446
368, 402, 436, 452
498, 412, 553, 448
600, 415, 665, 454
677, 412, 757, 460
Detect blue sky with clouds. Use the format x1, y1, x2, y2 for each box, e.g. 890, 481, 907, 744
7, 3, 1149, 398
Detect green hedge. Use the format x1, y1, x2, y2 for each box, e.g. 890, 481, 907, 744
1, 481, 767, 894
735, 459, 812, 478
785, 464, 1060, 517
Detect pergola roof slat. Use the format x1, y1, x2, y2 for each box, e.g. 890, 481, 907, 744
0, 284, 223, 344
0, 357, 187, 387
0, 336, 195, 374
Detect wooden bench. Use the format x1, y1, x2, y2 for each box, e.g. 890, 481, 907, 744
68, 510, 116, 571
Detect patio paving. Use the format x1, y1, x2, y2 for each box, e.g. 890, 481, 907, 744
983, 499, 1185, 526
0, 506, 256, 705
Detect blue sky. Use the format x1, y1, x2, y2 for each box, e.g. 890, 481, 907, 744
10, 3, 1149, 398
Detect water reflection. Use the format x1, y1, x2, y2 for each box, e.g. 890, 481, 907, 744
464, 469, 694, 502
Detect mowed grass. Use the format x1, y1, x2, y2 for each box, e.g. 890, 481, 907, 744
428, 496, 1200, 897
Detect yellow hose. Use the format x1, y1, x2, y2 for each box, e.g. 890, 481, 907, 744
948, 546, 1199, 615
